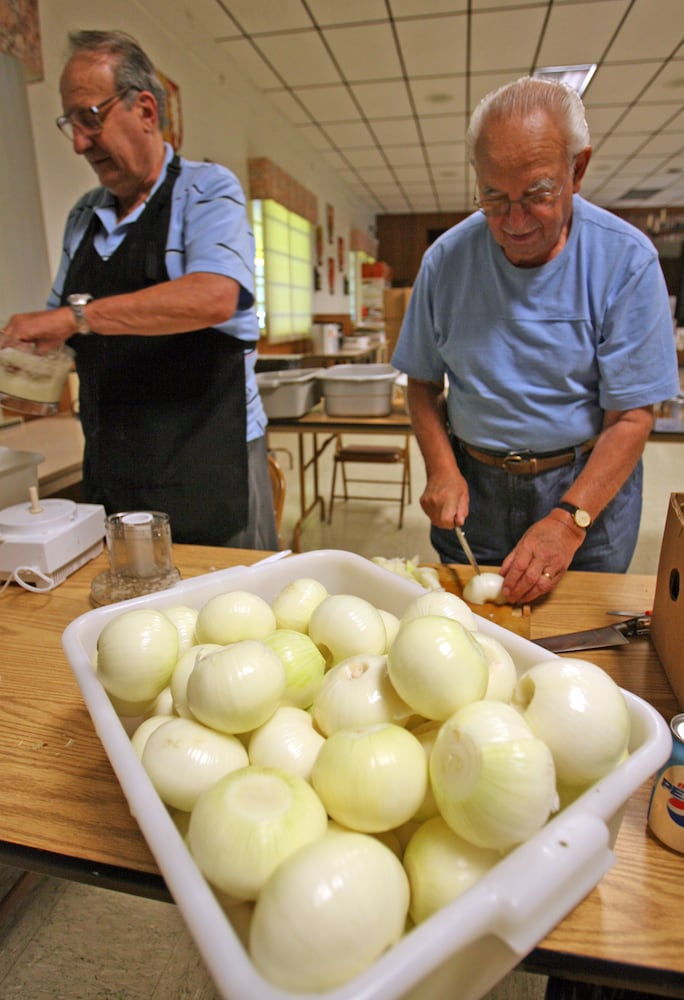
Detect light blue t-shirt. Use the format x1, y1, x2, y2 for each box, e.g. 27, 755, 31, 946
392, 195, 679, 452
47, 144, 267, 440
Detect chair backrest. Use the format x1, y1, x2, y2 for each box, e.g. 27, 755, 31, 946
268, 453, 286, 534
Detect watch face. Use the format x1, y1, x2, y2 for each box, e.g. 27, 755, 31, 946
575, 509, 592, 528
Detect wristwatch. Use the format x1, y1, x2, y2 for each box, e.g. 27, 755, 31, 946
67, 293, 93, 334
556, 501, 593, 529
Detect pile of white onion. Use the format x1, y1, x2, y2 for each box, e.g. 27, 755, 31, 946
94, 571, 631, 993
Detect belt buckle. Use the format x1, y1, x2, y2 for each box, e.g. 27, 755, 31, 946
502, 450, 531, 471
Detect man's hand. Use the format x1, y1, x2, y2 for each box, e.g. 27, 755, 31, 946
500, 511, 585, 604
4, 308, 76, 353
420, 468, 470, 530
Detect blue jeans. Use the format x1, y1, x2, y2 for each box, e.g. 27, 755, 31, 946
430, 438, 643, 572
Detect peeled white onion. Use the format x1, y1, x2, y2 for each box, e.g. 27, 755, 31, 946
308, 593, 387, 666
311, 722, 428, 832
186, 640, 286, 734
476, 633, 518, 702
130, 714, 172, 759
141, 715, 249, 811
387, 615, 488, 720
513, 657, 631, 786
248, 706, 325, 780
271, 577, 328, 633
462, 572, 506, 606
195, 590, 276, 645
430, 700, 558, 850
188, 765, 328, 900
97, 608, 179, 703
249, 829, 409, 991
261, 629, 326, 710
312, 654, 412, 736
410, 719, 441, 821
162, 605, 199, 655
403, 815, 500, 924
400, 590, 476, 631
170, 643, 222, 718
378, 608, 401, 650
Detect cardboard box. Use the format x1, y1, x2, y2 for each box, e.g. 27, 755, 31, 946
383, 287, 413, 319
651, 492, 684, 709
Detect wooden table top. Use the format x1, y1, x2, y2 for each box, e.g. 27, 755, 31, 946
1, 547, 682, 992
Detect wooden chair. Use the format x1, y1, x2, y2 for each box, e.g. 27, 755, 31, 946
268, 453, 287, 548
327, 435, 412, 528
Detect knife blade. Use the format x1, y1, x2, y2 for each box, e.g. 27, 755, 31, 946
454, 525, 481, 575
534, 615, 651, 653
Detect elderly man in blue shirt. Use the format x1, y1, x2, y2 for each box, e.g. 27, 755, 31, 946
5, 29, 277, 549
392, 76, 679, 605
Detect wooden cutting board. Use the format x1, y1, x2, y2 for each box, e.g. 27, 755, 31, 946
423, 563, 531, 639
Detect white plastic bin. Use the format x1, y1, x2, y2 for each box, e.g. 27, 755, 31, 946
317, 363, 399, 417
62, 549, 671, 1000
256, 369, 321, 419
0, 446, 43, 510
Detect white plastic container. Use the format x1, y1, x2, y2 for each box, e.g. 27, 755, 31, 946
256, 369, 322, 419
317, 363, 399, 417
62, 549, 671, 1000
0, 446, 43, 509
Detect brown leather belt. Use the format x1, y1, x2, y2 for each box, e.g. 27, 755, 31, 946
461, 437, 598, 476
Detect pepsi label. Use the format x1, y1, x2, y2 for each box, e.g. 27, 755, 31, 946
647, 713, 684, 854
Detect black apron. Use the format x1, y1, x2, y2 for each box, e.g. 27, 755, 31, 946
61, 156, 250, 545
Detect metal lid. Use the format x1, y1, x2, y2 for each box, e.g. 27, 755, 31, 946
671, 713, 684, 744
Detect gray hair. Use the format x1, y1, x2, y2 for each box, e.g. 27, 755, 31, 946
466, 76, 590, 166
66, 30, 167, 129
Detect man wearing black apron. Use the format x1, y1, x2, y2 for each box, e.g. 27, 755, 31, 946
5, 29, 277, 550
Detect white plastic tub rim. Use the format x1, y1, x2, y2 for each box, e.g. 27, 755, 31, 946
61, 549, 672, 1000
256, 368, 323, 388
316, 363, 399, 383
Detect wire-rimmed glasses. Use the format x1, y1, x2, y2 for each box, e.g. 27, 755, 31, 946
475, 176, 569, 217
56, 88, 138, 141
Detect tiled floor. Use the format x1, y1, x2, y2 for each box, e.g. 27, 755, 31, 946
1, 434, 680, 1000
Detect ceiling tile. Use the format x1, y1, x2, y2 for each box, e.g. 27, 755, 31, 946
294, 124, 335, 151
343, 147, 391, 168
262, 89, 312, 125
212, 0, 313, 34
639, 134, 684, 156
420, 114, 468, 143
395, 15, 468, 77
370, 118, 422, 146
217, 38, 284, 90
606, 0, 684, 61
584, 62, 663, 105
537, 0, 631, 66
392, 1, 469, 17
639, 58, 684, 103
410, 77, 467, 118
323, 23, 404, 80
322, 121, 378, 148
307, 0, 389, 25
350, 81, 414, 119
256, 31, 339, 87
293, 85, 360, 122
470, 7, 548, 73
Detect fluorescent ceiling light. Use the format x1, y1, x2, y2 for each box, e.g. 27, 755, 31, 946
533, 64, 597, 96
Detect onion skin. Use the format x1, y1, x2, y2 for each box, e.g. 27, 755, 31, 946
249, 829, 409, 991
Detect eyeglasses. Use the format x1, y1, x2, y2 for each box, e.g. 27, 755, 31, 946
56, 89, 137, 141
475, 176, 569, 217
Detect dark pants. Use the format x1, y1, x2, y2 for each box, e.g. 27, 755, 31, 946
430, 439, 643, 572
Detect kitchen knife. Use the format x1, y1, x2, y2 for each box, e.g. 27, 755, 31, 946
534, 615, 651, 654
454, 525, 481, 575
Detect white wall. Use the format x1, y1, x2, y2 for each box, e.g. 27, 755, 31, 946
24, 0, 376, 317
